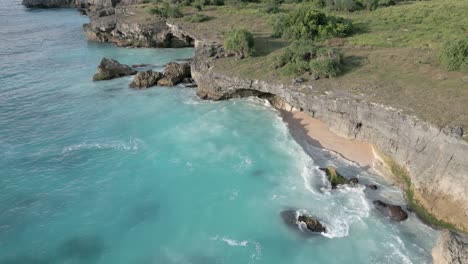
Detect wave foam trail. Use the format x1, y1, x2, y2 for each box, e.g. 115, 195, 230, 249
62, 138, 143, 153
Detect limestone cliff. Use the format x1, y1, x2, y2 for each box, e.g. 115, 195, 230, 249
432, 230, 468, 264
191, 45, 468, 232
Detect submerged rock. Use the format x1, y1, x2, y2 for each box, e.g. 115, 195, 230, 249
129, 70, 163, 89
432, 230, 468, 264
157, 62, 191, 86
320, 166, 359, 189
280, 210, 326, 234
366, 184, 378, 190
373, 200, 408, 222
93, 58, 137, 81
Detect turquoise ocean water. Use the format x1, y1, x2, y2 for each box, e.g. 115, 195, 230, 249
0, 1, 438, 263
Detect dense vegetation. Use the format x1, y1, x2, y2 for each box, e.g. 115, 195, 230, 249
273, 41, 343, 77
149, 3, 183, 18
224, 29, 255, 58
271, 7, 353, 40
439, 40, 468, 72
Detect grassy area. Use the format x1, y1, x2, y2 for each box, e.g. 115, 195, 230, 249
341, 0, 468, 49
167, 1, 468, 130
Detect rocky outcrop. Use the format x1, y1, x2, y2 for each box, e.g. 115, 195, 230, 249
157, 62, 191, 86
373, 200, 408, 222
129, 70, 162, 89
93, 58, 137, 81
432, 230, 468, 264
82, 6, 194, 48
297, 215, 326, 233
280, 210, 326, 234
319, 166, 359, 189
191, 46, 468, 231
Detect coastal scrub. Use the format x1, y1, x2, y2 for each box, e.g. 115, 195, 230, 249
224, 29, 255, 58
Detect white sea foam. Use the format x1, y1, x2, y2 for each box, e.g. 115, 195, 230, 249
62, 138, 143, 153
210, 236, 248, 246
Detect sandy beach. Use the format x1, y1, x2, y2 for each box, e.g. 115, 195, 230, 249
284, 111, 376, 168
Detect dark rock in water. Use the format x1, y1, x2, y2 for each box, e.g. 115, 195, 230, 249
348, 177, 359, 186
280, 209, 297, 228
182, 77, 194, 84
373, 200, 408, 222
298, 215, 326, 233
280, 210, 326, 233
157, 62, 191, 86
22, 0, 75, 8
320, 166, 358, 189
93, 58, 137, 81
366, 184, 378, 190
129, 70, 163, 89
58, 235, 105, 261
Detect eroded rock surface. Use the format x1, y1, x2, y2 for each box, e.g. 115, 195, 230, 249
93, 58, 137, 81
319, 166, 359, 189
157, 62, 191, 86
280, 210, 326, 234
432, 230, 468, 264
129, 70, 163, 89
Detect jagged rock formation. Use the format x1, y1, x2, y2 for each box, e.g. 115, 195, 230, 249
157, 62, 191, 86
432, 230, 468, 264
373, 200, 408, 222
129, 70, 163, 89
93, 58, 137, 81
82, 5, 194, 48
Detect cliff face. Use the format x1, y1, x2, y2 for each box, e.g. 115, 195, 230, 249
81, 3, 194, 48
192, 46, 468, 232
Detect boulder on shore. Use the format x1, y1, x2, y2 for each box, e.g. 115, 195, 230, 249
93, 58, 137, 81
280, 210, 326, 233
373, 200, 408, 222
157, 62, 191, 86
319, 166, 359, 189
432, 230, 468, 264
129, 70, 163, 89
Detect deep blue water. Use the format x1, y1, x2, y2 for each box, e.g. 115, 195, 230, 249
0, 1, 438, 263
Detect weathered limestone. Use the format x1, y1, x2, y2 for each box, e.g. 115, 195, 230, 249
129, 70, 163, 89
432, 230, 468, 264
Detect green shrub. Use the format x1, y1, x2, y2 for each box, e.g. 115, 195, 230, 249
187, 13, 210, 22
272, 40, 343, 77
325, 0, 361, 11
149, 3, 183, 18
439, 39, 468, 72
263, 0, 280, 13
271, 7, 353, 40
224, 29, 255, 58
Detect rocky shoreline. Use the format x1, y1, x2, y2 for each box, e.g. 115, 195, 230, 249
22, 0, 468, 260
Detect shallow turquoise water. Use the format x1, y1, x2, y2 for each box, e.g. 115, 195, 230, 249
0, 1, 438, 263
